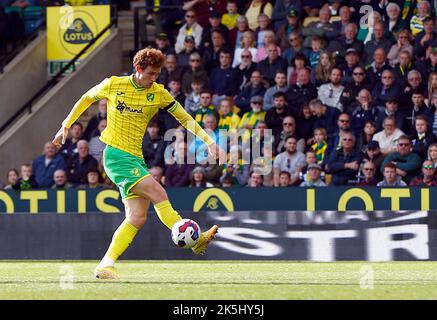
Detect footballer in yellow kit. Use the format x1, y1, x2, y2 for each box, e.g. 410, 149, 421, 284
52, 48, 224, 280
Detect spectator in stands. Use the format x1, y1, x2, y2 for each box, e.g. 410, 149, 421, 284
239, 95, 266, 144
327, 112, 361, 155
373, 116, 405, 155
184, 77, 204, 115
411, 115, 437, 160
175, 9, 203, 54
157, 54, 183, 88
271, 0, 302, 30
194, 90, 218, 127
51, 169, 72, 190
409, 159, 437, 186
298, 150, 325, 183
263, 71, 288, 111
218, 97, 240, 131
296, 103, 315, 142
418, 47, 437, 80
59, 122, 83, 159
341, 67, 371, 114
356, 160, 378, 186
310, 50, 334, 87
374, 98, 405, 132
254, 14, 273, 48
416, 16, 437, 58
154, 32, 175, 56
372, 69, 401, 109
392, 51, 416, 87
411, 2, 432, 37
165, 141, 194, 187
244, 0, 273, 31
273, 116, 305, 155
142, 119, 166, 168
182, 0, 227, 28
362, 22, 393, 66
246, 170, 264, 187
221, 0, 240, 31
235, 70, 267, 114
307, 35, 324, 69
181, 52, 208, 95
255, 30, 278, 62
309, 127, 328, 164
362, 140, 384, 180
89, 119, 106, 163
384, 2, 406, 33
365, 48, 391, 89
79, 168, 104, 189
65, 140, 98, 186
277, 171, 291, 187
361, 121, 378, 154
309, 98, 340, 138
328, 23, 364, 62
201, 10, 229, 49
265, 91, 296, 137
256, 43, 288, 87
302, 7, 336, 48
189, 114, 227, 164
381, 135, 422, 184
326, 131, 362, 186
404, 70, 426, 102
286, 68, 317, 111
83, 99, 107, 141
232, 30, 257, 68
338, 48, 362, 86
209, 49, 238, 105
276, 8, 301, 49
404, 89, 433, 135
149, 166, 165, 188
282, 32, 309, 66
377, 162, 407, 186
195, 162, 224, 186
177, 36, 199, 69
299, 164, 327, 187
349, 89, 377, 138
168, 77, 185, 106
33, 142, 66, 188
232, 15, 250, 51
219, 145, 250, 187
189, 166, 214, 188
387, 30, 413, 67
234, 48, 258, 91
202, 30, 228, 73
273, 135, 306, 186
2, 168, 19, 190
287, 53, 309, 87
12, 163, 37, 190
317, 67, 344, 112
428, 143, 437, 168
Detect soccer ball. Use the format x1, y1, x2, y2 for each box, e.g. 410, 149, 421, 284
171, 219, 201, 249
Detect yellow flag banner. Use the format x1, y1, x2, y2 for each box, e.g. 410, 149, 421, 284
46, 5, 110, 74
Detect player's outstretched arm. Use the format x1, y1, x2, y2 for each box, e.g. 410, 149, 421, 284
166, 101, 227, 164
52, 78, 109, 147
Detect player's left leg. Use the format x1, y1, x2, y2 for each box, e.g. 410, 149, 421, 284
131, 176, 218, 255
95, 197, 150, 279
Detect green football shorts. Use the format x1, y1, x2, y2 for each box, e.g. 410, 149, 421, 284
103, 145, 150, 200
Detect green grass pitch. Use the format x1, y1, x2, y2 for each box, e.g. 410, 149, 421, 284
1, 261, 437, 299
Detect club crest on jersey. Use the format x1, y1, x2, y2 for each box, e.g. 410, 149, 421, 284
147, 93, 155, 102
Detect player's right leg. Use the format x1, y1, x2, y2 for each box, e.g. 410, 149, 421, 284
130, 175, 218, 255
94, 197, 150, 279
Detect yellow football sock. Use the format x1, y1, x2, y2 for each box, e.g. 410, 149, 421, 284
154, 200, 182, 230
105, 220, 138, 261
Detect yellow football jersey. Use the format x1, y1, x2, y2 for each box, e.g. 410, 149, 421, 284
62, 74, 214, 158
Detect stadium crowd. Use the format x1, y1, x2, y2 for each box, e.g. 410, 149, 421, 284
4, 0, 437, 189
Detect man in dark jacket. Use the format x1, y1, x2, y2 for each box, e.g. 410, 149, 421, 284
32, 142, 66, 188
142, 120, 167, 168
285, 68, 317, 110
